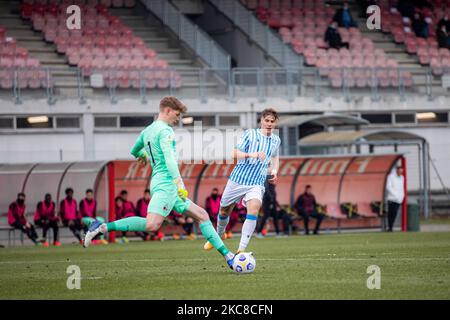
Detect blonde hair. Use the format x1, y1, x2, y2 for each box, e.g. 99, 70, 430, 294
159, 96, 187, 113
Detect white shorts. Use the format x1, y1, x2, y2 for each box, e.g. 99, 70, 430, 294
220, 180, 265, 208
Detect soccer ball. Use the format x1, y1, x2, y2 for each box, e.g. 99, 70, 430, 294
232, 252, 256, 274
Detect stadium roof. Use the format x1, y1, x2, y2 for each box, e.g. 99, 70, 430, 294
278, 113, 369, 128
299, 130, 426, 146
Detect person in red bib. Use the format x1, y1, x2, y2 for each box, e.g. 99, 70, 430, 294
8, 192, 39, 245
168, 210, 196, 240
119, 190, 136, 218
114, 193, 137, 244
79, 189, 107, 244
205, 188, 221, 226
60, 187, 83, 244
205, 188, 240, 239
34, 193, 60, 247
136, 189, 154, 241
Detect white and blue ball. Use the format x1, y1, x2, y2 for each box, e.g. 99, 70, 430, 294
232, 252, 256, 274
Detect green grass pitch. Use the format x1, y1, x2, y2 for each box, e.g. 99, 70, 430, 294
0, 232, 449, 299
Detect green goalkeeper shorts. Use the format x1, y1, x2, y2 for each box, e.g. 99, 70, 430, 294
148, 178, 191, 217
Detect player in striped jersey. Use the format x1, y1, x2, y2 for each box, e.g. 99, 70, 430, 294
203, 108, 281, 253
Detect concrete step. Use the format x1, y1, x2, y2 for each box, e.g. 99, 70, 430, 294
144, 40, 172, 50
130, 26, 160, 32
39, 59, 69, 66
9, 34, 43, 41
109, 7, 135, 15
140, 36, 170, 43
397, 62, 423, 68
15, 39, 50, 48
132, 30, 163, 38
383, 47, 408, 54
4, 29, 38, 38
166, 59, 195, 66
157, 51, 185, 60
385, 52, 418, 60
1, 22, 31, 30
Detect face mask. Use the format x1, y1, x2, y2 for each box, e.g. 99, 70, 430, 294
211, 194, 218, 199
45, 197, 51, 203
17, 199, 25, 205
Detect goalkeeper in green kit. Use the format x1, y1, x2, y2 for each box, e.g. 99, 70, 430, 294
83, 97, 236, 269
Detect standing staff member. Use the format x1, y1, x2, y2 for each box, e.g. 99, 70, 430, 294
385, 166, 405, 232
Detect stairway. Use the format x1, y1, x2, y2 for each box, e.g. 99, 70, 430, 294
109, 6, 220, 95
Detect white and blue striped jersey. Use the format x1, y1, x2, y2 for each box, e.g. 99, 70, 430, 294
229, 128, 281, 186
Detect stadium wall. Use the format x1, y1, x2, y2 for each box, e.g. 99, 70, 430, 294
1, 97, 449, 192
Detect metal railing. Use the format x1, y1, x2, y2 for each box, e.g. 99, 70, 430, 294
209, 0, 302, 68
0, 67, 56, 105
2, 66, 450, 105
142, 0, 231, 70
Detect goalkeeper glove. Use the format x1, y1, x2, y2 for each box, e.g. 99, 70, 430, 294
173, 176, 188, 201
138, 151, 149, 165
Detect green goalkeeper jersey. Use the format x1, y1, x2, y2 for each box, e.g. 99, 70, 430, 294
130, 119, 181, 181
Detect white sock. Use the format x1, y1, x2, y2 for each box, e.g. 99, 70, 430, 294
238, 215, 257, 252
99, 223, 108, 233
217, 214, 229, 236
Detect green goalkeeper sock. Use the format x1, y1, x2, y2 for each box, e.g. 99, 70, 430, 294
200, 220, 230, 257
106, 217, 147, 232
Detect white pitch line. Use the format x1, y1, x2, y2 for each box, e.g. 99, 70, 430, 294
0, 257, 448, 265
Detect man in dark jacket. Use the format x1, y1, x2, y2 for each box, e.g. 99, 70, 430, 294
333, 2, 357, 28
325, 21, 350, 49
412, 12, 429, 38
437, 14, 450, 33
294, 185, 324, 235
437, 24, 450, 49
256, 176, 280, 237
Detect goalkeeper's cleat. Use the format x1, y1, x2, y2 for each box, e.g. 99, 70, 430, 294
226, 231, 233, 239
226, 254, 236, 270
83, 220, 103, 248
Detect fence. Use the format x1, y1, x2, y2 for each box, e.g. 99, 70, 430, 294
1, 66, 449, 104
